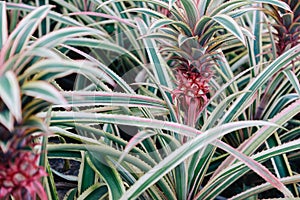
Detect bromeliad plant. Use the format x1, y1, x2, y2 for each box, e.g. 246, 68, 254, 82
115, 0, 250, 128
1, 0, 300, 200
267, 0, 300, 57
253, 0, 300, 121
0, 2, 112, 199
139, 0, 252, 127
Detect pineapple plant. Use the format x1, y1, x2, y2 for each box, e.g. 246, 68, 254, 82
254, 0, 300, 121
267, 0, 300, 57
0, 2, 107, 199
143, 0, 250, 127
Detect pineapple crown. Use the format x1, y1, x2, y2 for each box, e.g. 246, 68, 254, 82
266, 0, 300, 55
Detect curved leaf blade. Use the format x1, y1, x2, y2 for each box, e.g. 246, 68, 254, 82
221, 44, 300, 123
214, 140, 293, 198
230, 175, 300, 200
22, 81, 67, 106
77, 183, 108, 200
199, 138, 300, 199
118, 121, 279, 199
6, 2, 83, 26
252, 0, 291, 11
62, 91, 167, 109
283, 70, 300, 96
86, 153, 125, 200
0, 1, 8, 48
213, 14, 245, 45
0, 71, 21, 123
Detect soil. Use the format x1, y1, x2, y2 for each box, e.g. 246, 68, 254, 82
49, 159, 80, 199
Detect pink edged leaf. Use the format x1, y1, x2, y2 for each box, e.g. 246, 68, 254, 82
212, 140, 293, 198
22, 81, 67, 106
283, 69, 300, 96
118, 130, 156, 163
229, 174, 300, 199
0, 110, 14, 132
69, 12, 137, 28
62, 91, 167, 109
212, 99, 300, 178
118, 120, 280, 200
0, 5, 52, 70
0, 1, 8, 49
212, 14, 246, 46
0, 71, 22, 123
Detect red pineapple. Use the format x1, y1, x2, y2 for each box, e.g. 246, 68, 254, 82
0, 133, 47, 200
172, 55, 213, 127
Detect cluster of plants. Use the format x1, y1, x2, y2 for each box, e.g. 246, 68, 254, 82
0, 0, 299, 199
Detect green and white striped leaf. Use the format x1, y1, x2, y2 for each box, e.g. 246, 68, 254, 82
149, 19, 192, 36
180, 0, 198, 27
0, 71, 21, 123
32, 27, 103, 49
221, 44, 300, 123
0, 109, 14, 131
63, 188, 77, 200
77, 183, 108, 200
51, 169, 78, 182
199, 138, 300, 199
202, 91, 246, 130
78, 152, 96, 195
168, 0, 177, 9
265, 93, 299, 119
47, 143, 152, 174
49, 0, 107, 32
62, 91, 167, 109
252, 0, 291, 11
194, 16, 212, 36
7, 5, 50, 58
22, 81, 67, 106
118, 130, 156, 163
50, 125, 158, 168
0, 1, 8, 49
6, 5, 50, 44
213, 140, 293, 198
49, 111, 199, 137
21, 60, 111, 85
69, 11, 136, 28
213, 14, 245, 45
213, 99, 300, 180
136, 18, 172, 88
283, 69, 300, 96
119, 121, 279, 199
121, 8, 167, 19
209, 1, 249, 17
230, 175, 300, 199
86, 153, 125, 200
6, 2, 83, 26
135, 18, 177, 121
